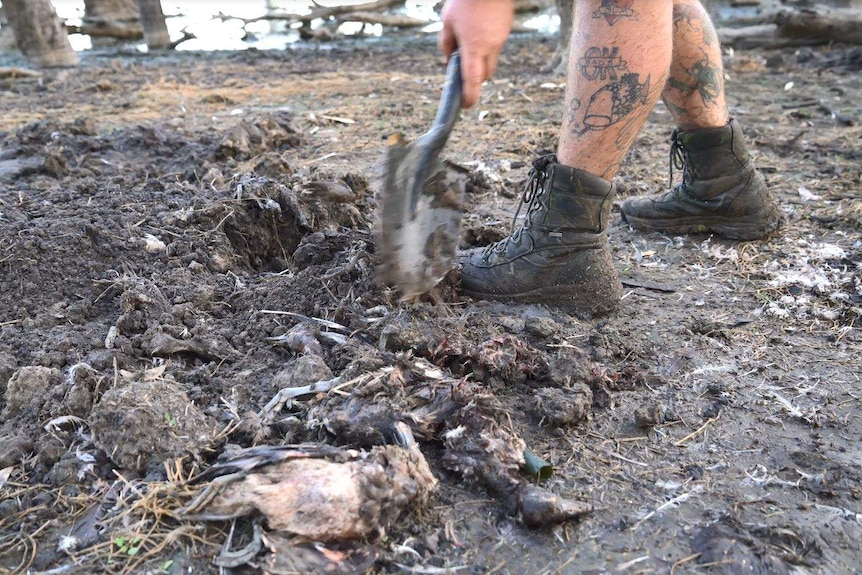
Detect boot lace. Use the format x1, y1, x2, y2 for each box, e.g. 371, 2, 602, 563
669, 129, 687, 190
483, 154, 556, 257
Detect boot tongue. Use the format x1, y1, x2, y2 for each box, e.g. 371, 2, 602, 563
531, 153, 558, 172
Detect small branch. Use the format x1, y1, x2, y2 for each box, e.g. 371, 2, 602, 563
169, 28, 196, 50
335, 12, 426, 28
217, 0, 406, 27
65, 20, 144, 40
675, 414, 719, 447
0, 67, 41, 79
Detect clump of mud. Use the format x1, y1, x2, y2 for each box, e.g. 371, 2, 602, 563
0, 76, 646, 574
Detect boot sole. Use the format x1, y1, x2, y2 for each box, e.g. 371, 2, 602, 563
462, 280, 623, 318
621, 211, 782, 241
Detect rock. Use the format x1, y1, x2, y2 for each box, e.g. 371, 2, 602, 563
496, 315, 526, 334
634, 403, 664, 428
0, 434, 35, 468
60, 363, 99, 417
0, 351, 17, 388
3, 366, 61, 416
272, 355, 333, 390
519, 485, 591, 528
535, 385, 593, 427
525, 316, 561, 340
89, 379, 218, 475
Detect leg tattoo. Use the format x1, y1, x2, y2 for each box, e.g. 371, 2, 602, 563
570, 72, 650, 137
593, 0, 638, 26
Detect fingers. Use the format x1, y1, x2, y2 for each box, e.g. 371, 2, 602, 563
438, 26, 456, 61
485, 52, 499, 80
459, 51, 487, 108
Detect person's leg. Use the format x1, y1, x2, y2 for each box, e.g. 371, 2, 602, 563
557, 1, 672, 179
458, 1, 673, 316
662, 0, 728, 130
620, 0, 782, 239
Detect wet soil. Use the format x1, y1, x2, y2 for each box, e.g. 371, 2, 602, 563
0, 32, 860, 575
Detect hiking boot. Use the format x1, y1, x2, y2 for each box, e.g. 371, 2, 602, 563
620, 118, 782, 240
459, 155, 622, 317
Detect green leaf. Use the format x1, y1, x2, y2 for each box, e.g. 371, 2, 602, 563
522, 449, 553, 482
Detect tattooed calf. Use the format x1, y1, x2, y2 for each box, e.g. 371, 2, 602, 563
578, 47, 627, 81
672, 4, 718, 46
667, 53, 721, 104
593, 0, 637, 26
572, 72, 649, 135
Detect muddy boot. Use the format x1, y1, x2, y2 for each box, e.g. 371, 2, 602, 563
459, 155, 622, 317
620, 118, 782, 240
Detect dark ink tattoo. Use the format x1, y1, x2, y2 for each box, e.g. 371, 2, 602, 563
663, 99, 689, 118
672, 4, 717, 47
578, 47, 627, 81
566, 98, 582, 126
570, 72, 650, 137
672, 5, 698, 29
593, 0, 637, 26
667, 53, 722, 104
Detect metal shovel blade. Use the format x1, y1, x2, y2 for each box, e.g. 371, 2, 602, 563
378, 52, 466, 299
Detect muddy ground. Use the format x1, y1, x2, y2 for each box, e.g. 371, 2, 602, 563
0, 29, 860, 575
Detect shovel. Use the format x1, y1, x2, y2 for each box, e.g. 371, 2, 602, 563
378, 52, 466, 299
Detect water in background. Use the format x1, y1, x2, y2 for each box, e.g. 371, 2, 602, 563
50, 0, 557, 52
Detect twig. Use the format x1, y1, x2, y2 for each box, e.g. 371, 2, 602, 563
606, 450, 648, 467
217, 0, 406, 26
634, 485, 704, 528
258, 309, 349, 332
675, 414, 719, 447
670, 553, 702, 574
394, 563, 469, 574
615, 555, 650, 570
0, 67, 41, 79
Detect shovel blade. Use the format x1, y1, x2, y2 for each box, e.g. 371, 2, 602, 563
378, 135, 465, 299
378, 53, 464, 299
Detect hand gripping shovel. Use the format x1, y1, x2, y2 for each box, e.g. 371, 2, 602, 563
378, 52, 466, 299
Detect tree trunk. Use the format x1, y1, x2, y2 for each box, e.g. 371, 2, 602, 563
547, 0, 572, 75
0, 4, 15, 51
137, 0, 170, 49
4, 0, 79, 68
83, 0, 140, 21
82, 0, 143, 44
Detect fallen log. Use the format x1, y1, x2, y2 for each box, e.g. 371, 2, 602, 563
65, 19, 143, 40
0, 66, 42, 79
331, 11, 426, 28
774, 5, 862, 45
217, 0, 405, 26
717, 24, 810, 49
718, 4, 862, 48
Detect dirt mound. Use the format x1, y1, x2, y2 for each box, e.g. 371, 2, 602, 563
1, 37, 860, 575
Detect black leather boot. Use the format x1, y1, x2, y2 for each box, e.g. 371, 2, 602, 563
459, 155, 622, 317
621, 118, 782, 240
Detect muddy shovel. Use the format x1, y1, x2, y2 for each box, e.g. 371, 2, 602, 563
378, 52, 466, 299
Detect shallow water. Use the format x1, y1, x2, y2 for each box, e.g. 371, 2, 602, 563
23, 0, 862, 55
51, 0, 452, 52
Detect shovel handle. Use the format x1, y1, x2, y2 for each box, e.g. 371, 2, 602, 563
426, 50, 463, 153
409, 52, 463, 211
